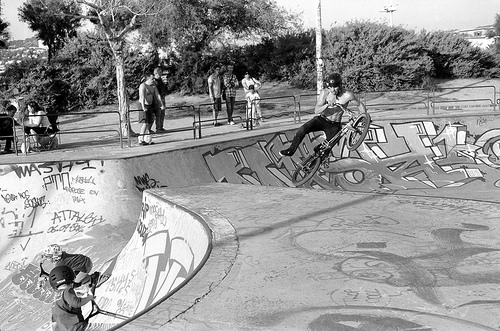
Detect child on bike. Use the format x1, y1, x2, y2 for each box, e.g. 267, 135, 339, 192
280, 73, 367, 157
245, 84, 262, 127
49, 265, 94, 331
38, 244, 99, 289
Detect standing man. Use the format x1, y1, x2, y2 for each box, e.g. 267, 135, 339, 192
208, 64, 223, 127
138, 71, 162, 146
153, 67, 168, 133
223, 63, 239, 125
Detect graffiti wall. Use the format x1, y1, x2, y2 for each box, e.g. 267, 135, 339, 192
196, 114, 500, 202
0, 160, 139, 331
98, 114, 500, 205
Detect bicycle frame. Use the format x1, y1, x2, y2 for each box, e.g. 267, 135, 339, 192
291, 109, 371, 187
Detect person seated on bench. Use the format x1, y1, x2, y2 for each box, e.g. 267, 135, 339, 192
23, 100, 56, 147
0, 103, 17, 154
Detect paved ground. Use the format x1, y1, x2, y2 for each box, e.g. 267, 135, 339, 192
125, 184, 500, 331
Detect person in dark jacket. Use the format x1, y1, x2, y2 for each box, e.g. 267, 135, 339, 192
49, 265, 94, 331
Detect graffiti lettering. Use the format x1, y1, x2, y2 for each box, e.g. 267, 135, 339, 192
11, 263, 58, 303
51, 210, 106, 227
477, 117, 488, 126
148, 204, 167, 228
64, 186, 85, 195
13, 164, 41, 178
1, 193, 17, 203
72, 175, 96, 185
24, 196, 48, 209
134, 173, 163, 192
43, 173, 71, 191
72, 196, 86, 204
8, 206, 43, 238
47, 223, 84, 233
136, 221, 149, 245
141, 202, 149, 219
90, 190, 99, 196
4, 258, 28, 271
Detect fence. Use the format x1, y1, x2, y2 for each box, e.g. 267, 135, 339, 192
193, 101, 246, 138
6, 84, 499, 155
130, 105, 197, 143
360, 85, 498, 116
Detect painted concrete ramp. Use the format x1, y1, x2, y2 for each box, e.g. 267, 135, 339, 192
127, 184, 500, 331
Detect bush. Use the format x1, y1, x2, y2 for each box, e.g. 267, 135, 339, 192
322, 22, 434, 91
420, 30, 497, 79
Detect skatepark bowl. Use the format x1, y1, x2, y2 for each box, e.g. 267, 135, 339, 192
1, 82, 500, 330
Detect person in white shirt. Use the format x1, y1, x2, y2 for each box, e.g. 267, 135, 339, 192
241, 72, 262, 94
23, 100, 53, 145
208, 64, 223, 126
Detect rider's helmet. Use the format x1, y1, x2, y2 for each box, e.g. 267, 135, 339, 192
325, 73, 343, 89
43, 244, 63, 263
49, 265, 75, 290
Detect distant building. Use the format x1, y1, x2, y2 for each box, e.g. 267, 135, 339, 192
455, 25, 497, 49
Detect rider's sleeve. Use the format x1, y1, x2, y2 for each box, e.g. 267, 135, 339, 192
64, 288, 93, 308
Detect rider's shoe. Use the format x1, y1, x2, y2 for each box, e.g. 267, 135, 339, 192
279, 148, 294, 157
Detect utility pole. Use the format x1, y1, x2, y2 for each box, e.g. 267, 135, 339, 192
381, 1, 398, 27
316, 0, 323, 94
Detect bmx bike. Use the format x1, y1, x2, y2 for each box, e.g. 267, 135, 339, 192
291, 107, 371, 187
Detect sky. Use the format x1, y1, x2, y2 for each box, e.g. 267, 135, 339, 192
275, 0, 500, 31
2, 0, 500, 40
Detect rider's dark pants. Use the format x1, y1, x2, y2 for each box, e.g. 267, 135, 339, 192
287, 115, 341, 153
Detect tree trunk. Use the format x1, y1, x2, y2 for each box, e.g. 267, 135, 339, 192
114, 54, 131, 137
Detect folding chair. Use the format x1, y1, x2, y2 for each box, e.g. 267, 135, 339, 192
37, 125, 59, 151
24, 125, 59, 152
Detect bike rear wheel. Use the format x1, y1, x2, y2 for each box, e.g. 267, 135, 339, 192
291, 154, 322, 186
346, 112, 371, 151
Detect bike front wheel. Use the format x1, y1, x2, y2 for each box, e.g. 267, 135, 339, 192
291, 154, 322, 186
346, 112, 371, 151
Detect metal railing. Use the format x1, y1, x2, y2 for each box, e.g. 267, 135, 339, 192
7, 84, 499, 155
360, 85, 498, 114
130, 105, 197, 143
193, 101, 245, 139
21, 111, 123, 154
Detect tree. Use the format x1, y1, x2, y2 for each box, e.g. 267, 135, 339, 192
19, 0, 82, 61
137, 0, 300, 94
139, 0, 300, 53
0, 18, 10, 48
68, 0, 168, 137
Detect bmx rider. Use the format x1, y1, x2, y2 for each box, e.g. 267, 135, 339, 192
279, 72, 367, 157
